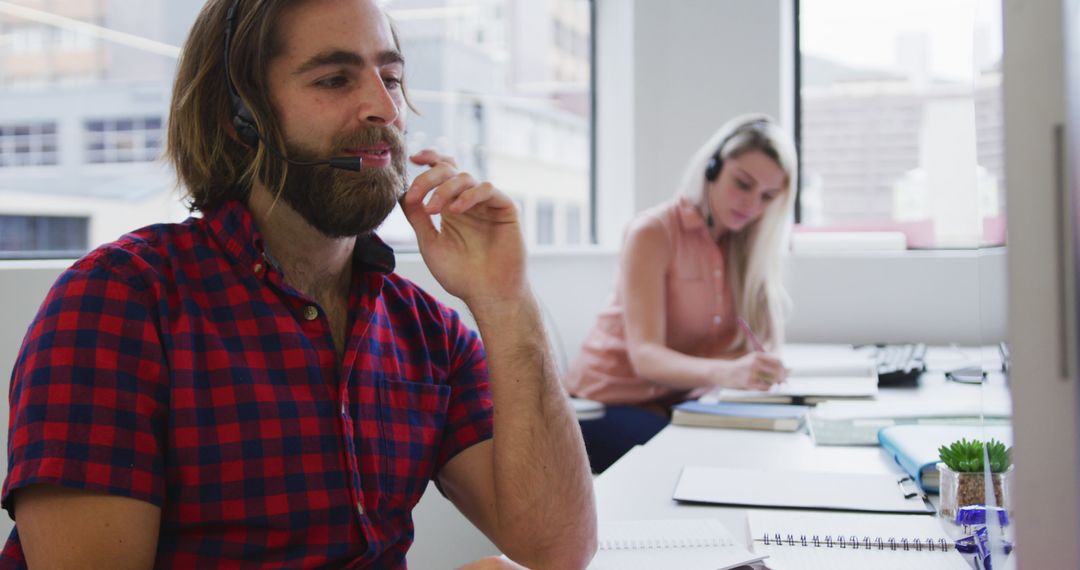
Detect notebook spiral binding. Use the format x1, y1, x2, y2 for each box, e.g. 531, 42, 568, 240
759, 533, 952, 552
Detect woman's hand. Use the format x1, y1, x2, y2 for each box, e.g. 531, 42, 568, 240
400, 149, 528, 309
715, 352, 788, 391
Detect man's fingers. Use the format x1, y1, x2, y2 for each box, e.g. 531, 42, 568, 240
444, 183, 498, 214
400, 188, 438, 243
409, 162, 459, 201
424, 173, 479, 214
410, 149, 457, 168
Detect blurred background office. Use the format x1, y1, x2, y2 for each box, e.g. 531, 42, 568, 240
0, 0, 1073, 568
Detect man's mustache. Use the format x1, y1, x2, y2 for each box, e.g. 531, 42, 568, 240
334, 126, 406, 156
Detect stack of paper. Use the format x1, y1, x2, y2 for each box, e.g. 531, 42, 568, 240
809, 399, 1012, 446
703, 376, 878, 405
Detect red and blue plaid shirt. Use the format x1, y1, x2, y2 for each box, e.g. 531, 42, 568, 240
2, 200, 494, 568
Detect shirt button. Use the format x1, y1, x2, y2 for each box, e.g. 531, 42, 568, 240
303, 305, 319, 321
357, 502, 364, 515
714, 270, 722, 277
341, 403, 348, 416
253, 262, 264, 274
713, 315, 722, 325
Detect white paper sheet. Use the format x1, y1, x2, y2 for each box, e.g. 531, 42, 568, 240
672, 466, 933, 513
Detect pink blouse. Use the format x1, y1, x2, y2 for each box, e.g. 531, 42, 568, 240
565, 198, 739, 405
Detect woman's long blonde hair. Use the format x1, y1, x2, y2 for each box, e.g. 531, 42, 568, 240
677, 113, 798, 351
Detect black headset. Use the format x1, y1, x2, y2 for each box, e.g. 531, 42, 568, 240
702, 118, 771, 227
221, 0, 362, 171
705, 118, 770, 182
223, 0, 260, 148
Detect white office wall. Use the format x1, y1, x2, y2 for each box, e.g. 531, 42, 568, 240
595, 0, 786, 247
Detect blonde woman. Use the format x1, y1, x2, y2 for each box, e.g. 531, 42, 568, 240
566, 114, 799, 472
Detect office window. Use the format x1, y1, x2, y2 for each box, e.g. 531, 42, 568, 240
0, 215, 88, 259
0, 1, 592, 260
0, 122, 59, 168
536, 201, 555, 245
798, 0, 1003, 248
378, 0, 593, 249
566, 203, 582, 245
84, 116, 164, 164
57, 28, 96, 53
9, 24, 47, 54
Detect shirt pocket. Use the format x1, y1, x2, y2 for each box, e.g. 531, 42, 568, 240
375, 378, 451, 515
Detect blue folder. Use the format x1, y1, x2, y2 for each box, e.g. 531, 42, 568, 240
877, 424, 1012, 493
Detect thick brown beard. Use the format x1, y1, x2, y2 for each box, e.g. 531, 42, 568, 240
278, 125, 408, 238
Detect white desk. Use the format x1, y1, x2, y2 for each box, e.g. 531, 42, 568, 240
592, 348, 1013, 564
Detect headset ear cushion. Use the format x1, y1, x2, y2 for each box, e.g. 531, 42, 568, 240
705, 155, 722, 181
232, 100, 259, 148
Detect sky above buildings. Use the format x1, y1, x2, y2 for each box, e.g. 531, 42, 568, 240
801, 0, 1002, 82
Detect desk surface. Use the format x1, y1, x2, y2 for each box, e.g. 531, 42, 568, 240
592, 347, 1012, 563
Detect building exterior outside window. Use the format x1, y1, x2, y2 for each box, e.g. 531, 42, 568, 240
0, 122, 58, 167
536, 201, 555, 246
0, 214, 87, 258
0, 0, 594, 259
799, 0, 1003, 248
84, 116, 163, 164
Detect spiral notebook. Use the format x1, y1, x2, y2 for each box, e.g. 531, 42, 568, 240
747, 510, 971, 569
588, 518, 766, 570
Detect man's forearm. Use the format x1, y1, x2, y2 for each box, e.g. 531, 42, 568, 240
470, 292, 597, 569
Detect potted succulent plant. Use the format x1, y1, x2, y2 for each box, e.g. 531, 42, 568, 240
936, 438, 1014, 521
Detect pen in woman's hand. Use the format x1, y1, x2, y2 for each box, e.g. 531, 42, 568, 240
737, 317, 766, 352
737, 317, 787, 388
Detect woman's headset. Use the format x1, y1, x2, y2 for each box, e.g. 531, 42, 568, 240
704, 118, 771, 182
702, 118, 772, 227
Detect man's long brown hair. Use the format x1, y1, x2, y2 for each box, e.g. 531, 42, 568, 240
166, 0, 414, 212
166, 0, 290, 211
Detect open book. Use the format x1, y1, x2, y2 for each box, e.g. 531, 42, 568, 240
700, 345, 879, 405
747, 510, 972, 569
588, 518, 766, 570
780, 344, 878, 378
